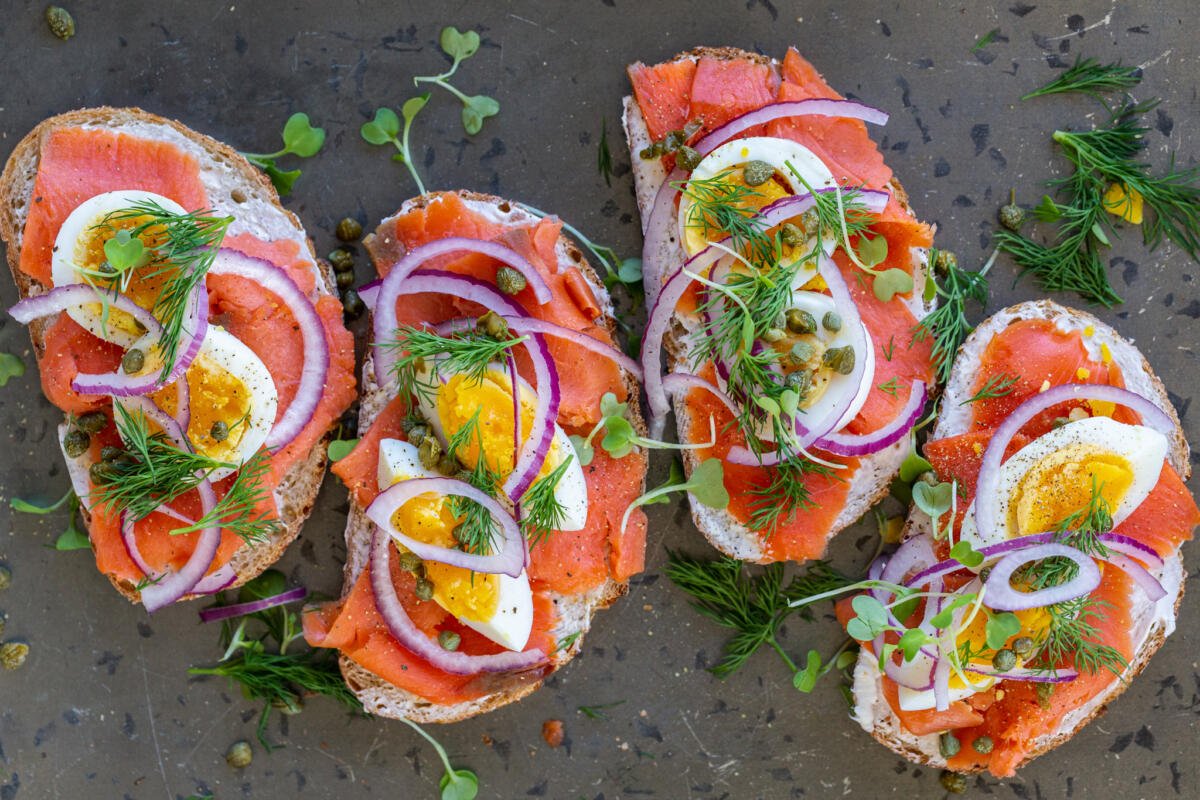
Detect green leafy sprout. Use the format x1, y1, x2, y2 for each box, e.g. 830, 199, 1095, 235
11, 488, 90, 551
570, 392, 714, 466
0, 352, 24, 387
241, 112, 326, 195
361, 96, 431, 195
414, 26, 500, 136
621, 457, 729, 533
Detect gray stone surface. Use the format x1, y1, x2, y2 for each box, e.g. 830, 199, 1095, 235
0, 1, 1197, 798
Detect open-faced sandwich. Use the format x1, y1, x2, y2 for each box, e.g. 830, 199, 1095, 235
302, 191, 648, 722
840, 300, 1199, 776
0, 108, 356, 610
623, 46, 937, 563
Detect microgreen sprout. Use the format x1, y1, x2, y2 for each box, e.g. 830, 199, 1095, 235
414, 26, 499, 136
361, 96, 431, 195
241, 112, 326, 195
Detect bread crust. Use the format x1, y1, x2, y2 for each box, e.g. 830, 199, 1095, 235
621, 47, 934, 562
335, 190, 645, 723
852, 299, 1191, 775
0, 107, 341, 604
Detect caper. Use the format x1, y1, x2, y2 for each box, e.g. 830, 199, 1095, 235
336, 217, 363, 242
0, 642, 28, 671
121, 348, 146, 375
100, 446, 124, 463
417, 436, 442, 470
939, 771, 968, 794
88, 462, 112, 486
341, 289, 365, 318
935, 249, 959, 273
785, 308, 817, 335
742, 160, 774, 187
638, 143, 660, 160
785, 370, 812, 398
938, 731, 961, 758
437, 454, 459, 476
662, 128, 686, 152
336, 270, 356, 290
822, 345, 855, 375
210, 420, 229, 443
400, 415, 420, 434
760, 327, 786, 343
999, 203, 1025, 232
225, 740, 253, 769
822, 311, 842, 332
399, 552, 422, 573
991, 648, 1017, 672
1051, 416, 1070, 429
496, 266, 527, 296
0, 566, 10, 592
406, 424, 428, 447
676, 145, 703, 172
438, 630, 461, 651
972, 735, 994, 754
978, 566, 991, 582
414, 578, 434, 601
789, 341, 815, 365
799, 209, 820, 237
1012, 636, 1035, 657
63, 429, 90, 458
45, 6, 75, 40
1036, 681, 1055, 709
328, 248, 355, 273
780, 222, 805, 248
477, 310, 509, 340
75, 411, 108, 435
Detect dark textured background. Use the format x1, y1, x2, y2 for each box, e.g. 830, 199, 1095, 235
0, 1, 1197, 798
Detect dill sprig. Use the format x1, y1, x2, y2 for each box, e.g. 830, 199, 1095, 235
911, 249, 990, 383
1023, 478, 1111, 590
384, 324, 525, 402
444, 410, 503, 556
91, 404, 280, 544
96, 200, 233, 380
1036, 596, 1128, 677
747, 456, 835, 536
961, 372, 1018, 405
520, 456, 573, 547
676, 171, 777, 267
1022, 55, 1142, 101
665, 551, 852, 678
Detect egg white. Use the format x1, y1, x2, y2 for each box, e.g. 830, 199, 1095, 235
377, 438, 534, 652
51, 189, 187, 347
961, 416, 1168, 547
415, 360, 589, 532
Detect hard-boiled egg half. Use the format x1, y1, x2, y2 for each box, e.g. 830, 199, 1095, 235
961, 415, 1168, 548
118, 326, 278, 482
377, 438, 534, 652
51, 189, 185, 346
415, 358, 589, 531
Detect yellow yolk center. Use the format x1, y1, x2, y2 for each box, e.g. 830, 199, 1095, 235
78, 215, 172, 337
1008, 443, 1133, 536
151, 353, 252, 462
949, 603, 1052, 688
682, 163, 795, 256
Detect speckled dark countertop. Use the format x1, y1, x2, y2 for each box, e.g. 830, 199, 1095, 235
0, 2, 1197, 798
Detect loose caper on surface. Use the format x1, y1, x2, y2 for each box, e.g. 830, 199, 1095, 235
328, 248, 355, 272
341, 289, 365, 318
335, 217, 363, 242
0, 642, 29, 671
45, 6, 75, 40
225, 740, 253, 769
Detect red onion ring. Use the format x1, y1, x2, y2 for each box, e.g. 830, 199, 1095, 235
642, 167, 686, 305
198, 586, 308, 623
364, 476, 526, 578
374, 271, 559, 501
191, 564, 238, 595
117, 396, 223, 613
984, 543, 1101, 611
974, 384, 1176, 543
692, 99, 890, 157
965, 665, 1079, 683
368, 526, 548, 674
933, 651, 951, 711
359, 278, 381, 311
1099, 533, 1164, 568
661, 372, 740, 419
208, 250, 330, 451
507, 351, 521, 472
173, 370, 192, 430
815, 381, 927, 457
1102, 552, 1167, 601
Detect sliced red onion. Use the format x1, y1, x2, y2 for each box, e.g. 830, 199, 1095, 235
1099, 533, 1164, 569
642, 168, 685, 305
984, 543, 1101, 611
173, 370, 192, 430
198, 586, 308, 623
965, 665, 1079, 683
815, 381, 927, 456
507, 351, 521, 472
208, 250, 330, 451
359, 278, 381, 311
71, 284, 208, 397
435, 315, 643, 382
368, 526, 548, 675
974, 385, 1176, 543
374, 271, 559, 501
933, 651, 951, 711
692, 99, 890, 158
191, 564, 238, 595
905, 532, 1060, 588
1102, 552, 1167, 601
364, 476, 526, 578
117, 397, 222, 613
371, 238, 551, 370
662, 372, 740, 419
756, 187, 890, 228
9, 283, 160, 333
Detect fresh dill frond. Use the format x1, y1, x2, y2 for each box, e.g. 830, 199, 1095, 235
384, 325, 525, 402
675, 170, 776, 267
911, 248, 990, 383
91, 405, 279, 543
520, 456, 573, 547
1022, 55, 1142, 101
443, 410, 503, 556
1023, 478, 1111, 589
97, 200, 233, 381
1036, 596, 1128, 677
961, 372, 1019, 405
577, 700, 625, 720
746, 456, 835, 536
783, 560, 855, 621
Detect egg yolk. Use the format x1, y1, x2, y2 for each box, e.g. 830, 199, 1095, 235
682, 164, 794, 256
151, 353, 252, 463
77, 215, 173, 337
1008, 443, 1133, 536
388, 482, 500, 623
948, 604, 1051, 689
